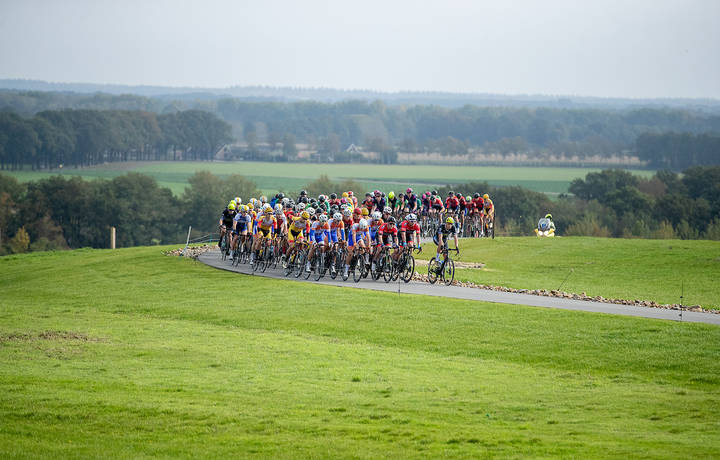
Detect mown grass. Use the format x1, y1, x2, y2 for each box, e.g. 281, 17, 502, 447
418, 237, 720, 309
5, 161, 654, 196
1, 246, 719, 458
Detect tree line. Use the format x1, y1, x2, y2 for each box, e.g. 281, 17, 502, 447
2, 166, 719, 255
0, 109, 232, 170
2, 90, 720, 168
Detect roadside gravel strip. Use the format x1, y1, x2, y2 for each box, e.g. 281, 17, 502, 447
189, 247, 720, 326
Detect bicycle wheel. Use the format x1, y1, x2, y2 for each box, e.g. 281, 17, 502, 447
284, 252, 296, 277
342, 256, 352, 281
353, 256, 364, 283
371, 251, 383, 281
427, 257, 440, 284
401, 255, 415, 283
261, 245, 272, 272
382, 253, 394, 283
329, 248, 340, 280
294, 250, 307, 278
220, 235, 228, 261
442, 258, 455, 286
303, 251, 314, 279
314, 252, 326, 281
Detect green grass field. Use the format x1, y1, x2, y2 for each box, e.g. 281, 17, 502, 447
420, 237, 720, 310
1, 245, 719, 458
5, 161, 654, 196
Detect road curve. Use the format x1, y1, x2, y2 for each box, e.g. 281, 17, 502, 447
197, 249, 720, 326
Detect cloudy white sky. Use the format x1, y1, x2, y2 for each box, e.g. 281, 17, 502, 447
1, 0, 719, 98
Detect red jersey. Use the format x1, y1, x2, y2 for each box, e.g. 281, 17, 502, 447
378, 222, 398, 236
471, 197, 484, 212
445, 196, 459, 209
400, 221, 421, 234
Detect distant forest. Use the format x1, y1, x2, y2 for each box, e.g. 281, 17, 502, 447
1, 87, 720, 169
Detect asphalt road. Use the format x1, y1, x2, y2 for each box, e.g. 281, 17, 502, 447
197, 249, 720, 325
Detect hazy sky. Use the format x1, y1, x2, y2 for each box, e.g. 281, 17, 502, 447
1, 0, 719, 98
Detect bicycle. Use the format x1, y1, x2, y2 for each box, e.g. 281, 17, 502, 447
371, 245, 394, 283
428, 244, 459, 286
328, 242, 346, 280
343, 246, 369, 283
393, 245, 421, 283
219, 226, 231, 261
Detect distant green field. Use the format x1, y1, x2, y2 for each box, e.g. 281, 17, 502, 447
5, 161, 654, 196
1, 246, 719, 458
418, 237, 720, 309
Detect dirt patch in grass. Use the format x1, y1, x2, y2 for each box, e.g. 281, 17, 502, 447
0, 330, 106, 343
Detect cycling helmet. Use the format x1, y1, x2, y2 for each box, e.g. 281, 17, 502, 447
406, 188, 413, 194
483, 194, 489, 200
307, 207, 316, 216
333, 212, 342, 221
274, 204, 283, 213
432, 190, 438, 195
383, 206, 392, 214
300, 190, 307, 196
365, 192, 372, 197
473, 193, 480, 198
353, 208, 362, 215
228, 202, 236, 210
348, 191, 354, 196
387, 216, 396, 224
340, 197, 348, 204
545, 214, 553, 219
342, 192, 349, 198
235, 197, 242, 205
282, 197, 290, 205
260, 196, 267, 203
371, 211, 381, 220
343, 208, 353, 217
361, 208, 369, 216
373, 190, 381, 196
330, 205, 339, 212
330, 193, 337, 200
448, 191, 455, 196
301, 211, 310, 219
319, 214, 328, 223
309, 198, 317, 204
263, 204, 273, 212
264, 207, 273, 215
358, 219, 368, 230
318, 195, 326, 202
277, 193, 284, 200
275, 206, 283, 215
242, 205, 249, 212
407, 213, 417, 222
300, 197, 308, 204
446, 217, 455, 224
247, 203, 254, 210
297, 203, 306, 211
388, 191, 395, 200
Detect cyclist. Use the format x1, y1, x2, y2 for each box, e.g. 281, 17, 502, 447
328, 193, 341, 209
342, 207, 354, 240
445, 191, 460, 221
345, 218, 370, 278
347, 190, 358, 207
403, 188, 418, 214
250, 207, 276, 265
306, 213, 331, 272
457, 193, 467, 230
400, 213, 422, 250
482, 193, 495, 232
433, 217, 459, 267
371, 190, 386, 213
377, 216, 400, 262
430, 192, 444, 219
218, 201, 237, 249
387, 191, 398, 216
362, 193, 374, 213
317, 195, 330, 214
368, 211, 384, 271
536, 213, 556, 236
328, 212, 346, 275
231, 205, 252, 259
286, 210, 311, 260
